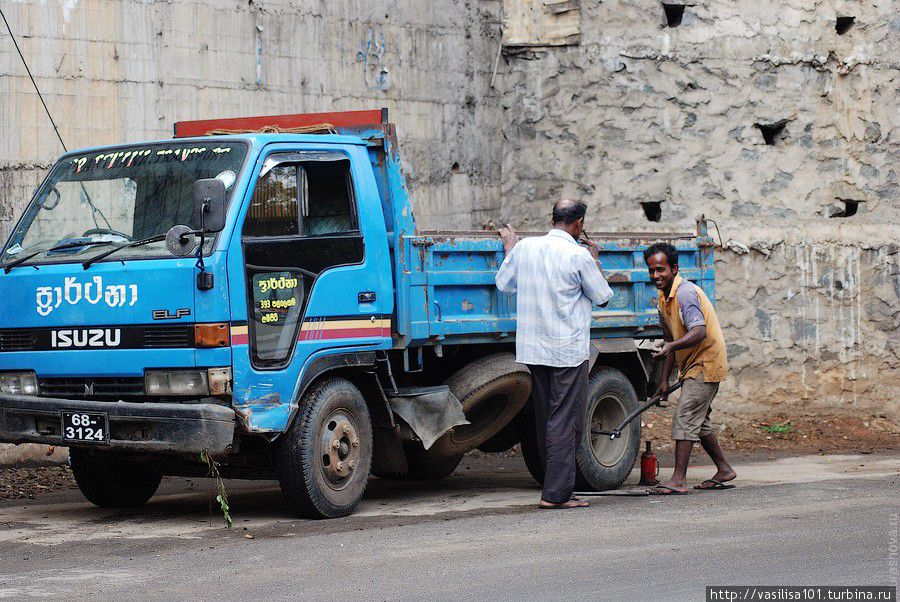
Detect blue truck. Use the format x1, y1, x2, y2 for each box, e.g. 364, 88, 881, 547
0, 109, 715, 518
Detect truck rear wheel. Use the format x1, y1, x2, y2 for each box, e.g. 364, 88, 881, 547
476, 419, 521, 453
430, 352, 531, 458
575, 367, 641, 491
516, 368, 641, 491
403, 443, 462, 480
277, 377, 372, 519
69, 448, 162, 508
516, 400, 545, 485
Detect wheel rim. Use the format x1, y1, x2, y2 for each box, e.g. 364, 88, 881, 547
318, 410, 361, 490
589, 393, 629, 467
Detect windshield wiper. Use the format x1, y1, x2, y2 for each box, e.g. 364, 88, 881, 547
82, 233, 167, 269
3, 240, 113, 273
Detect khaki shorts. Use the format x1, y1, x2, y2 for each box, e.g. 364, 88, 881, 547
671, 376, 719, 441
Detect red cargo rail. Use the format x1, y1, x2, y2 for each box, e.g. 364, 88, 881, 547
173, 108, 388, 138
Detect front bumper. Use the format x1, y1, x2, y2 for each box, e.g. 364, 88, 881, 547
0, 393, 236, 455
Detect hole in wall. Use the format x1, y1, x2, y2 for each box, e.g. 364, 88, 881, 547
835, 15, 855, 35
754, 120, 789, 145
641, 201, 663, 222
451, 162, 461, 174
663, 3, 685, 27
828, 199, 861, 218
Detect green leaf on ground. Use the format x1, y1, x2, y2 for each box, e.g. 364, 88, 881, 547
761, 421, 792, 434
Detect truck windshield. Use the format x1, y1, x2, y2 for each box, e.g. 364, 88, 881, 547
1, 141, 247, 268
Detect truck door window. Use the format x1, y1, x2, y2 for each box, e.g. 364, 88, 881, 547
244, 165, 300, 237
244, 161, 357, 238
241, 157, 362, 368
302, 160, 356, 235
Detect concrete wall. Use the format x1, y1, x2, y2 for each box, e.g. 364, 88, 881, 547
0, 0, 504, 240
1, 0, 898, 418
495, 0, 899, 416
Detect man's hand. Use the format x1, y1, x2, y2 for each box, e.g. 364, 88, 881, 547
498, 224, 519, 253
585, 238, 600, 261
653, 380, 670, 401
652, 341, 674, 360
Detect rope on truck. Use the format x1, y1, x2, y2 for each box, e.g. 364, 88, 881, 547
204, 123, 338, 136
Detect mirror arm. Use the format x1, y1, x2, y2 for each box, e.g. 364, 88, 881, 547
194, 199, 214, 291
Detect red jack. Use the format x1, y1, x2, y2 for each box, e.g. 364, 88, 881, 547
639, 440, 659, 486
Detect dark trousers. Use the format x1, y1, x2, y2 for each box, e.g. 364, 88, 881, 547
528, 361, 588, 503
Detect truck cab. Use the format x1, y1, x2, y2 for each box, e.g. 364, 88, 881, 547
0, 110, 716, 518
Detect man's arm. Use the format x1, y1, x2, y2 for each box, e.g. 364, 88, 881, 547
578, 241, 613, 306
652, 285, 708, 394
654, 320, 677, 398
654, 324, 708, 360
494, 224, 520, 294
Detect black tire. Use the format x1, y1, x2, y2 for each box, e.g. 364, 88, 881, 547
430, 352, 531, 457
276, 377, 373, 519
575, 367, 641, 491
516, 368, 641, 491
476, 418, 521, 453
69, 448, 161, 508
515, 399, 544, 485
404, 443, 463, 480
372, 444, 462, 481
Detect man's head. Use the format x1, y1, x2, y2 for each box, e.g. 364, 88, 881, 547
644, 242, 679, 292
551, 198, 588, 239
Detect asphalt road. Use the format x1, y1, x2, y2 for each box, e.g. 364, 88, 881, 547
0, 453, 897, 601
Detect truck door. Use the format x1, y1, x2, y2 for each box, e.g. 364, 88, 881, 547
230, 149, 392, 433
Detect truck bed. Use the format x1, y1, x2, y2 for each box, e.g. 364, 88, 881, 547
394, 225, 715, 347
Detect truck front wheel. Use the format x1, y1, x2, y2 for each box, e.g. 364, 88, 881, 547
69, 449, 162, 508
277, 377, 373, 519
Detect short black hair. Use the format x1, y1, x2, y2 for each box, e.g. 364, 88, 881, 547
644, 242, 678, 267
552, 199, 588, 225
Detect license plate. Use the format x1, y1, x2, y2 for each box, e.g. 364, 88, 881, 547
61, 411, 109, 443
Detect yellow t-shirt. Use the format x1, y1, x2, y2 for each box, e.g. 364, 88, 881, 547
657, 274, 728, 382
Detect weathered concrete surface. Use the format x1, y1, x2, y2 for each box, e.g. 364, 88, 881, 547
1, 0, 898, 418
0, 0, 505, 235
495, 1, 900, 417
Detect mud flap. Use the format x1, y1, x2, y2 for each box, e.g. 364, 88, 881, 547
388, 386, 469, 450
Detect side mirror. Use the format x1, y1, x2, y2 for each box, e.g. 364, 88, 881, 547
193, 179, 227, 233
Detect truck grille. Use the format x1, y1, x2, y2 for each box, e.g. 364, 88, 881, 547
0, 325, 194, 351
0, 329, 38, 352
39, 377, 145, 399
141, 325, 194, 348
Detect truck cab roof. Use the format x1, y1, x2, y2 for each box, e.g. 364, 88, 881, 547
60, 132, 368, 160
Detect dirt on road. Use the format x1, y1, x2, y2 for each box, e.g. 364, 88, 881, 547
1, 409, 895, 501
640, 408, 899, 455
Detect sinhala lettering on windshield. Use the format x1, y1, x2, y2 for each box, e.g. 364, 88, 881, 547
70, 145, 234, 174
36, 276, 138, 316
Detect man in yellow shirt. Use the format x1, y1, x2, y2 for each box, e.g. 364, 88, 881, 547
645, 242, 736, 494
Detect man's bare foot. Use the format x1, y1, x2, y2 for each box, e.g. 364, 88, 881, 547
695, 469, 737, 490
651, 481, 689, 495
538, 498, 589, 509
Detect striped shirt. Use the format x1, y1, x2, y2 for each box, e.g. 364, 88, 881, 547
495, 229, 614, 367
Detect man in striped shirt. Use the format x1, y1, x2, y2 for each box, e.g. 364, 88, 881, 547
495, 199, 614, 509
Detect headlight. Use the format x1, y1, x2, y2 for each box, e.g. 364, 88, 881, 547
144, 368, 232, 396
0, 372, 38, 395
145, 370, 209, 396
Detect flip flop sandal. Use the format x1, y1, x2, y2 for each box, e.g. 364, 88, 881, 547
650, 484, 689, 495
538, 500, 589, 509
694, 478, 736, 491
